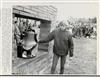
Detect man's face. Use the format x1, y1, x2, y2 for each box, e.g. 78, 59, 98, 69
60, 25, 66, 30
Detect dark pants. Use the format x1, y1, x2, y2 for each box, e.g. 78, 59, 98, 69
17, 45, 32, 58
51, 53, 67, 74
17, 44, 23, 58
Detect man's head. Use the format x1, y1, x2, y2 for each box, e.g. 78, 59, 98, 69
58, 21, 68, 30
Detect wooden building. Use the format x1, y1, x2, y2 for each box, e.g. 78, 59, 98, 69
13, 6, 57, 51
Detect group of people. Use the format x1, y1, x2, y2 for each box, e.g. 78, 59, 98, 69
13, 17, 74, 74
13, 17, 97, 74
13, 17, 40, 59
55, 20, 97, 39
72, 25, 96, 38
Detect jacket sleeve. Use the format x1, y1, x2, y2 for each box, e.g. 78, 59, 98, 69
39, 30, 55, 43
68, 33, 74, 57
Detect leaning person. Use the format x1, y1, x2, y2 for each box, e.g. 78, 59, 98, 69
38, 21, 74, 74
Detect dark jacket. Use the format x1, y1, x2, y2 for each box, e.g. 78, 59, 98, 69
39, 29, 74, 56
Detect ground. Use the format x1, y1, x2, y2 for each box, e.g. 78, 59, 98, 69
12, 37, 97, 75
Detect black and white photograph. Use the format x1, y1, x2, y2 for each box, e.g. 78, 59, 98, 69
1, 1, 99, 76
12, 3, 98, 75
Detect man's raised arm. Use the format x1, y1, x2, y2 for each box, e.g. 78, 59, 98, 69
39, 30, 55, 43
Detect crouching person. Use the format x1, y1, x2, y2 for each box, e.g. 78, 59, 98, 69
38, 21, 74, 74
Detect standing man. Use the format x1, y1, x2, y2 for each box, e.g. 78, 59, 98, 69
39, 21, 74, 74
13, 18, 22, 58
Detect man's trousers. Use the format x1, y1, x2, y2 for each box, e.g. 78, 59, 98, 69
51, 53, 67, 74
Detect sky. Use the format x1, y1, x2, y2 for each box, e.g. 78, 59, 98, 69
52, 2, 99, 21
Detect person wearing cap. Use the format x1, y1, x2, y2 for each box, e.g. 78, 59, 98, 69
38, 21, 74, 74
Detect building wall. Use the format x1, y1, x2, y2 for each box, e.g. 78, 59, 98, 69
13, 6, 57, 51
13, 6, 57, 22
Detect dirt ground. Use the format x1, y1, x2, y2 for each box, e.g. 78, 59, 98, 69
12, 37, 97, 75
53, 38, 97, 75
